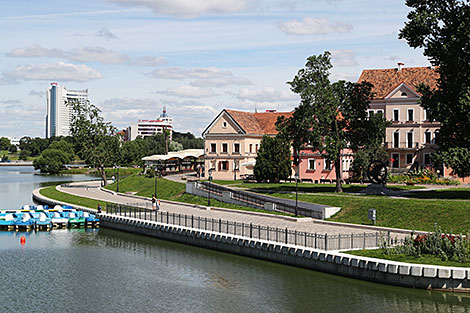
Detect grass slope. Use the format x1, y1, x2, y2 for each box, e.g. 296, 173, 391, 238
40, 186, 106, 210
346, 249, 470, 268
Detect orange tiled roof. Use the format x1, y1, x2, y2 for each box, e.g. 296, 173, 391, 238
225, 109, 292, 135
357, 66, 439, 99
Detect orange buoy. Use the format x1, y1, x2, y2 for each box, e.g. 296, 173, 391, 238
20, 236, 26, 245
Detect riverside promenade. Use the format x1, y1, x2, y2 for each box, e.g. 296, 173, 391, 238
53, 180, 413, 239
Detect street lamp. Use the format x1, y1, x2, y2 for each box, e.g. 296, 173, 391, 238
113, 164, 120, 193
295, 172, 299, 217
154, 166, 159, 198
208, 168, 213, 206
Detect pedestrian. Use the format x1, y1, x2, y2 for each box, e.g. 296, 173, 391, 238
97, 204, 102, 214
156, 199, 161, 211
152, 195, 157, 210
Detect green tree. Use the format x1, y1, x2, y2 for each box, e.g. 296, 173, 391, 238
169, 141, 183, 152
49, 140, 75, 159
172, 131, 204, 149
254, 135, 291, 183
8, 144, 17, 154
349, 112, 390, 180
144, 133, 166, 156
69, 100, 120, 186
286, 52, 373, 192
0, 137, 10, 151
121, 138, 147, 166
19, 149, 31, 161
33, 149, 71, 173
399, 0, 470, 177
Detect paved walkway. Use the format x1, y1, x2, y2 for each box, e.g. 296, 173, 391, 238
57, 180, 409, 238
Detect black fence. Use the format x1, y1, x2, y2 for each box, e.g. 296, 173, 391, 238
106, 203, 393, 251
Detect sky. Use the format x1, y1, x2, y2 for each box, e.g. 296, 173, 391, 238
0, 0, 430, 139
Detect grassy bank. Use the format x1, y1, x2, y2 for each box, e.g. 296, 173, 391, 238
105, 174, 296, 216
59, 167, 142, 177
345, 249, 470, 268
40, 186, 106, 210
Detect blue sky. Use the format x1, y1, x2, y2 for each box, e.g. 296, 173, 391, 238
0, 0, 429, 138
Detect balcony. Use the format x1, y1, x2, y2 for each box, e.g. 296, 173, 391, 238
385, 142, 419, 150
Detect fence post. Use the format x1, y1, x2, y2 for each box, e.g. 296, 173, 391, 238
234, 223, 237, 236
185, 215, 187, 227
325, 233, 328, 251
387, 230, 391, 246
376, 232, 378, 247
338, 234, 341, 250
258, 225, 261, 239
304, 232, 307, 247
219, 218, 221, 233
285, 228, 288, 244
294, 230, 297, 246
250, 223, 253, 238
351, 233, 354, 249
145, 208, 147, 220
363, 232, 366, 249
267, 227, 270, 241
242, 223, 245, 237
191, 215, 194, 228
315, 233, 317, 249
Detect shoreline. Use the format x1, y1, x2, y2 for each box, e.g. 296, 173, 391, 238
32, 186, 470, 293
0, 161, 33, 166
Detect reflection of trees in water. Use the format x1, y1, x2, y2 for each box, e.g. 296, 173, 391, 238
95, 228, 470, 313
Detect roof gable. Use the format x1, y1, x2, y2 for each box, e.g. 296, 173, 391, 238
385, 82, 421, 99
358, 66, 438, 99
201, 110, 245, 137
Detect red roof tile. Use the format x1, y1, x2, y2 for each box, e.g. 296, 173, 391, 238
357, 66, 439, 99
225, 109, 292, 135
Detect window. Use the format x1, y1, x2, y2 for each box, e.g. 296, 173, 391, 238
393, 109, 399, 122
423, 109, 428, 121
249, 144, 252, 153
234, 143, 240, 154
425, 131, 431, 144
393, 131, 399, 148
401, 92, 408, 97
210, 143, 216, 153
407, 132, 413, 148
434, 131, 440, 145
219, 161, 229, 171
406, 154, 413, 164
368, 110, 374, 118
308, 159, 316, 171
222, 143, 228, 153
391, 153, 400, 168
324, 160, 332, 171
424, 153, 431, 165
376, 109, 384, 116
222, 121, 227, 128
255, 144, 258, 153
407, 109, 414, 122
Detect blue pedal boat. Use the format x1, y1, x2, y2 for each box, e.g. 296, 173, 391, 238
15, 212, 36, 231
0, 213, 21, 230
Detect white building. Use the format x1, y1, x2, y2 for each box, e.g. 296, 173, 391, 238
125, 107, 173, 141
46, 83, 88, 138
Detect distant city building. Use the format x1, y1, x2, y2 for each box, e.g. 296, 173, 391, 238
46, 83, 88, 138
124, 107, 173, 141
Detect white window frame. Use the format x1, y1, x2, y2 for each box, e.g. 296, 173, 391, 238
376, 109, 384, 115
307, 158, 316, 171
233, 143, 240, 154
407, 108, 414, 122
393, 109, 400, 122
407, 131, 413, 148
324, 159, 332, 171
424, 131, 432, 144
210, 143, 217, 153
222, 121, 227, 129
393, 131, 400, 148
405, 153, 413, 164
221, 143, 228, 154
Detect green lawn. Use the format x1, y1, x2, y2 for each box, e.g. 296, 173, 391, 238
212, 180, 424, 193
59, 167, 142, 177
40, 186, 107, 210
404, 188, 470, 200
105, 174, 296, 216
345, 249, 470, 268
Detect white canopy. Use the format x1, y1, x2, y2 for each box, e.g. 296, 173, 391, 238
142, 149, 204, 162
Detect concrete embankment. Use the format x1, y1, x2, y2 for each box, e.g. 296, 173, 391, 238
33, 187, 470, 292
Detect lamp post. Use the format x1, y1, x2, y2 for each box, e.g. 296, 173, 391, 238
208, 168, 213, 206
154, 166, 159, 198
295, 173, 299, 217
116, 164, 119, 193
233, 159, 239, 181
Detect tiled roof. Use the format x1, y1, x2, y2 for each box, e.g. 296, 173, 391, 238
357, 66, 439, 99
225, 109, 292, 135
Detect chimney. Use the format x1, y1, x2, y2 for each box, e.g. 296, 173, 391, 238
397, 62, 404, 71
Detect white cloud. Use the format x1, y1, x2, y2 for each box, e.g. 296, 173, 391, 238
130, 56, 167, 66
146, 66, 252, 87
107, 0, 251, 18
330, 71, 359, 82
277, 17, 352, 35
67, 46, 130, 64
6, 43, 64, 58
331, 49, 358, 67
96, 28, 118, 40
3, 62, 103, 82
29, 90, 45, 97
234, 87, 298, 102
157, 85, 215, 98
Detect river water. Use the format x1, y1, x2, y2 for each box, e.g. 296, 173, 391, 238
1, 166, 469, 312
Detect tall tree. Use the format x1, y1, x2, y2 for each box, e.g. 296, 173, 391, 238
33, 149, 71, 174
0, 137, 11, 151
284, 52, 373, 192
69, 100, 119, 186
254, 135, 291, 183
400, 0, 470, 177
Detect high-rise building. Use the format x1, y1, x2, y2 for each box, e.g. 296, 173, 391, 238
124, 107, 174, 141
46, 83, 88, 138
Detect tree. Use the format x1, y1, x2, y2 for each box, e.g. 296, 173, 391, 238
349, 112, 390, 180
121, 138, 147, 166
172, 131, 204, 149
399, 0, 470, 177
0, 137, 10, 151
69, 100, 120, 186
144, 133, 166, 156
19, 149, 31, 161
33, 149, 71, 174
49, 140, 75, 159
284, 52, 373, 192
169, 141, 183, 152
8, 144, 17, 154
254, 135, 291, 183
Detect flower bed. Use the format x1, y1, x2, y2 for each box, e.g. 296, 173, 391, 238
388, 168, 460, 185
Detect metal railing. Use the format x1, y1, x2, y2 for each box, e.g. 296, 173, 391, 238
106, 203, 393, 251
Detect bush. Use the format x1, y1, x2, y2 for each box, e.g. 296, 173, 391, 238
388, 168, 460, 185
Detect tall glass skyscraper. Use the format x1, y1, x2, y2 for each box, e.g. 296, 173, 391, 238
46, 83, 88, 138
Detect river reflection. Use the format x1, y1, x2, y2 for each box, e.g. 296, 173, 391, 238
1, 229, 468, 313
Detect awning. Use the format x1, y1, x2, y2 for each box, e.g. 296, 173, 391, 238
142, 149, 204, 162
